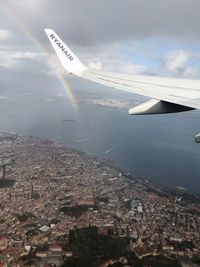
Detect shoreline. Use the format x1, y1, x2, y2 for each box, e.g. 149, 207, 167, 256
1, 131, 199, 200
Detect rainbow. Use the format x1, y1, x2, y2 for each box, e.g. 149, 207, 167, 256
0, 5, 79, 113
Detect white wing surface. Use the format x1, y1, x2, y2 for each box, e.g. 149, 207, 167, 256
44, 29, 200, 111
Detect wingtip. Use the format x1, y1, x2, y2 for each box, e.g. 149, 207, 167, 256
44, 28, 53, 33
44, 28, 87, 74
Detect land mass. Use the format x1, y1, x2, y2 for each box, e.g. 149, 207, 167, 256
0, 133, 199, 267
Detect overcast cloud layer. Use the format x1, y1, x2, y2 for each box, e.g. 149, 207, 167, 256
1, 0, 200, 84
2, 0, 200, 44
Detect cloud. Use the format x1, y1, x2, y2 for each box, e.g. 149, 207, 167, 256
52, 0, 200, 45
86, 56, 146, 74
2, 0, 200, 46
4, 0, 46, 12
88, 61, 102, 70
0, 48, 45, 70
121, 63, 146, 75
164, 50, 198, 78
0, 0, 200, 82
165, 50, 190, 73
183, 66, 198, 78
0, 29, 13, 41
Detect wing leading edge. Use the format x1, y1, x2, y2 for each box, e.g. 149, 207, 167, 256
44, 29, 200, 141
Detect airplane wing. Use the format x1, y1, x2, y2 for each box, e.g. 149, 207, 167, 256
44, 29, 200, 140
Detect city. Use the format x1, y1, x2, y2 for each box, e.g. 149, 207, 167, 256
0, 133, 199, 266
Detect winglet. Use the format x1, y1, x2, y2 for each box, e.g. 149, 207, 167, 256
44, 29, 87, 74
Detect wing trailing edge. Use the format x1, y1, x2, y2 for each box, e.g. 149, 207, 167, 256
129, 99, 194, 115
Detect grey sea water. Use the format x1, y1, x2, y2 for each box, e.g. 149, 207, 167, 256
1, 75, 200, 193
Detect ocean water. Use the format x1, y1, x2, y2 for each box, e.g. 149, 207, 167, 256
1, 78, 200, 193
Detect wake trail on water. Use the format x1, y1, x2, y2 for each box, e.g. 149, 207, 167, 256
105, 137, 135, 154
72, 137, 94, 142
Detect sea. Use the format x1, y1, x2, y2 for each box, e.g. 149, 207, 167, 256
1, 74, 200, 194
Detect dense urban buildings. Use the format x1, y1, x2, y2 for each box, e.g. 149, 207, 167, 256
0, 133, 199, 267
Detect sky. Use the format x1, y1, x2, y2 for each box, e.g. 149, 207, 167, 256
1, 1, 200, 192
1, 0, 200, 82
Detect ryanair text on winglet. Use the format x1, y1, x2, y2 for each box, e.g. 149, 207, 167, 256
50, 33, 73, 61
